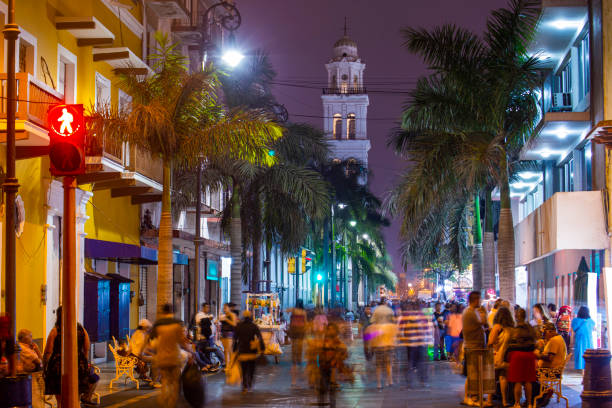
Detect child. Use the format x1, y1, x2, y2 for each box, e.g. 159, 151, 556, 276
556, 306, 572, 349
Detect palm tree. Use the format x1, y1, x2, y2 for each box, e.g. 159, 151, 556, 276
391, 0, 540, 301
88, 34, 282, 312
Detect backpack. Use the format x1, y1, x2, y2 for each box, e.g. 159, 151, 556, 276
288, 312, 306, 339
199, 316, 213, 339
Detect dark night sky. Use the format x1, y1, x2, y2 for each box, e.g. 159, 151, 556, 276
237, 0, 508, 279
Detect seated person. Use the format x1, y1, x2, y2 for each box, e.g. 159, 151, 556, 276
536, 322, 567, 372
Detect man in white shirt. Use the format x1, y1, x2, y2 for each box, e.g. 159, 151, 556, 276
195, 302, 216, 342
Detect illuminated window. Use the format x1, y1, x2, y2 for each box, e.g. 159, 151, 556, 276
347, 113, 356, 139
333, 114, 342, 140
95, 72, 111, 111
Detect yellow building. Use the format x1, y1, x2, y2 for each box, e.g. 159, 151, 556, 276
0, 0, 207, 357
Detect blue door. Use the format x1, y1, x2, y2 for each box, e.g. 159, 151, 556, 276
118, 283, 130, 339
97, 280, 110, 342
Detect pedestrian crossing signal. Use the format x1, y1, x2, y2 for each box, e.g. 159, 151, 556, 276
47, 104, 86, 176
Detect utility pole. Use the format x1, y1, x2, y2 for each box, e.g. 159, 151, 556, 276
331, 206, 336, 307
2, 0, 19, 378
194, 159, 202, 313
61, 176, 79, 408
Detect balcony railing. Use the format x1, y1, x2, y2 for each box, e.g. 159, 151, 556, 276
130, 145, 163, 183
85, 133, 125, 165
322, 87, 367, 95
0, 73, 64, 127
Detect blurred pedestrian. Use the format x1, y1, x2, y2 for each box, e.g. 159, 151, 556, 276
572, 306, 596, 372
462, 291, 492, 407
233, 310, 264, 394
488, 299, 502, 328
547, 304, 557, 320
488, 307, 514, 407
445, 303, 463, 360
432, 302, 447, 361
366, 305, 397, 389
151, 304, 187, 408
43, 306, 99, 407
219, 303, 238, 370
129, 319, 153, 381
398, 302, 431, 387
310, 323, 351, 408
506, 308, 537, 408
530, 303, 551, 339
287, 300, 307, 387
555, 305, 572, 349
17, 328, 43, 408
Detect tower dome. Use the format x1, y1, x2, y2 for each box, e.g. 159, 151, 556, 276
332, 19, 359, 61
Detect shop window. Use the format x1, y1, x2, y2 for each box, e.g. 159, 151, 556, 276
333, 114, 342, 140
347, 113, 356, 139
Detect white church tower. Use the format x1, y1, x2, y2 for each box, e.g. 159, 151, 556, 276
321, 23, 370, 172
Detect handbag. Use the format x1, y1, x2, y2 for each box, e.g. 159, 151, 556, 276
226, 356, 241, 386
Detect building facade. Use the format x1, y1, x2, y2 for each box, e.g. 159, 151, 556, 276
512, 0, 612, 347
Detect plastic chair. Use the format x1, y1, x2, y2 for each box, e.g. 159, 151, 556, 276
108, 343, 139, 390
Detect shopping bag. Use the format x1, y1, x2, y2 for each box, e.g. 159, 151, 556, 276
226, 357, 241, 386
181, 361, 206, 408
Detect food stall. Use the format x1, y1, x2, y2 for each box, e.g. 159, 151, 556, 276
246, 292, 283, 363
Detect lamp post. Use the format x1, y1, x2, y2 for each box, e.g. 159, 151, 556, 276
193, 0, 241, 317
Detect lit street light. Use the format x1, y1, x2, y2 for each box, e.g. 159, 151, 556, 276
222, 48, 245, 68
349, 220, 356, 227
362, 233, 369, 240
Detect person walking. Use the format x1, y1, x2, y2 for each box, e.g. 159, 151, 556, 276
488, 307, 514, 407
506, 308, 537, 408
287, 300, 307, 386
311, 323, 351, 408
397, 302, 431, 387
445, 303, 463, 361
219, 303, 238, 370
233, 310, 265, 394
432, 302, 447, 361
572, 306, 596, 372
366, 304, 397, 389
151, 304, 187, 408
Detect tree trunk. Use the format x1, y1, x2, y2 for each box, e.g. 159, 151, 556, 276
230, 181, 243, 306
472, 194, 483, 292
157, 158, 173, 315
482, 189, 496, 292
498, 161, 516, 303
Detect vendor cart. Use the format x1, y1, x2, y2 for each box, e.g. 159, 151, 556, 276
246, 292, 283, 363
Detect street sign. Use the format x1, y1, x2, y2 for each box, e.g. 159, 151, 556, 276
47, 104, 86, 176
207, 260, 218, 281
288, 257, 296, 274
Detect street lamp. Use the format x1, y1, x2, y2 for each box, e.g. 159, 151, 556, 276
349, 220, 356, 227
195, 0, 242, 316
222, 48, 244, 68
362, 233, 369, 240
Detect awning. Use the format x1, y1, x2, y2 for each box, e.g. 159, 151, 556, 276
84, 238, 189, 266
173, 251, 189, 265
84, 238, 157, 265
106, 273, 135, 283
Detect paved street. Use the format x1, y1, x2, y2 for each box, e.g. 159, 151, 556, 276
93, 341, 584, 407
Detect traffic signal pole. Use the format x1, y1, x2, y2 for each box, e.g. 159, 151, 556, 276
61, 176, 79, 408
3, 0, 20, 377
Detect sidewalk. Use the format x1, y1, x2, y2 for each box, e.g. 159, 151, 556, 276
83, 341, 586, 407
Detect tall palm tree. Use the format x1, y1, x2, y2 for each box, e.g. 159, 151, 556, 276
391, 0, 540, 301
88, 34, 282, 311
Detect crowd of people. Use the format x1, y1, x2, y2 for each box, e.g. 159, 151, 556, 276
0, 292, 599, 407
